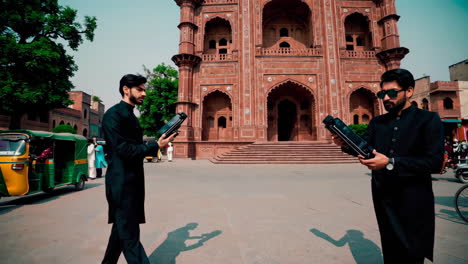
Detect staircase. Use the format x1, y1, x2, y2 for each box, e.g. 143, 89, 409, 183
210, 142, 358, 164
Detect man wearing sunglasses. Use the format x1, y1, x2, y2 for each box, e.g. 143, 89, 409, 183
333, 68, 444, 263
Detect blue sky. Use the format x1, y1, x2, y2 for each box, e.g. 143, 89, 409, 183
60, 0, 468, 110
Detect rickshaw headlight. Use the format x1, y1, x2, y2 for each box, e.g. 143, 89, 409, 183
12, 163, 25, 170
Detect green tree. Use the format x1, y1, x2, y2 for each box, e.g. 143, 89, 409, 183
137, 64, 179, 137
348, 124, 369, 138
92, 95, 102, 103
0, 0, 97, 129
52, 124, 76, 134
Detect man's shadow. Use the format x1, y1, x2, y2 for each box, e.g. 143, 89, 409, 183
310, 228, 383, 264
149, 223, 222, 264
436, 208, 468, 225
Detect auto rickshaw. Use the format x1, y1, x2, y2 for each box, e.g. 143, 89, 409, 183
0, 130, 88, 198
143, 136, 160, 162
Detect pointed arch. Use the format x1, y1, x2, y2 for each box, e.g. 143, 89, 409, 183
202, 88, 233, 104
266, 79, 315, 98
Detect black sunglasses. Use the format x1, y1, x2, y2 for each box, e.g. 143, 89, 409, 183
376, 89, 405, 99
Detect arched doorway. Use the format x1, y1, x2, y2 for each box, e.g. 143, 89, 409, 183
267, 81, 316, 141
202, 91, 233, 141
278, 100, 297, 141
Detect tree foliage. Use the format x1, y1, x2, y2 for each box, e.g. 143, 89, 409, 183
348, 124, 369, 138
137, 64, 179, 137
0, 0, 97, 129
92, 96, 102, 103
52, 124, 76, 134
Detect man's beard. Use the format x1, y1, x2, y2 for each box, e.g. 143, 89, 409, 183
384, 96, 407, 114
129, 94, 142, 105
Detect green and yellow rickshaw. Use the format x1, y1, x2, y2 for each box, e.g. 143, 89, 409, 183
0, 130, 88, 198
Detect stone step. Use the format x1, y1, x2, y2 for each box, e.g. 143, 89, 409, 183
211, 142, 357, 164
210, 159, 357, 164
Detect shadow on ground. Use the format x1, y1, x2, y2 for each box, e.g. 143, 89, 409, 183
149, 223, 222, 264
431, 177, 462, 183
310, 228, 383, 264
0, 182, 102, 215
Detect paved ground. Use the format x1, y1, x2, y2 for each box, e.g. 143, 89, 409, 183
0, 159, 467, 264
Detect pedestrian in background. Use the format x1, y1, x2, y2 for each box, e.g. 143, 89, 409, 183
167, 142, 174, 162
95, 142, 107, 178
87, 139, 96, 180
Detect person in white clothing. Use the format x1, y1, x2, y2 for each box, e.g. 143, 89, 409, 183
167, 142, 174, 162
87, 139, 97, 179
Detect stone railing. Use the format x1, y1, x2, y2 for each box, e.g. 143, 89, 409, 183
202, 53, 238, 61
341, 50, 376, 58
203, 0, 238, 4
256, 48, 323, 57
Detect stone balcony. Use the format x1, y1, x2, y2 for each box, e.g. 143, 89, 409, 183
256, 47, 323, 57
201, 53, 238, 62
340, 50, 376, 59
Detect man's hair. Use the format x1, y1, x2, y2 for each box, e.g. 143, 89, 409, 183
119, 74, 147, 97
380, 68, 415, 91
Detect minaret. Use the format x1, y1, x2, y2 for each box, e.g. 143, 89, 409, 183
172, 0, 202, 143
375, 0, 409, 70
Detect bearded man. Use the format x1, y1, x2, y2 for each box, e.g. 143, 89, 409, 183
333, 69, 444, 263
101, 74, 176, 264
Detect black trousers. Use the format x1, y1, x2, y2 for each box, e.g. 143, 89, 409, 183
372, 185, 426, 264
97, 168, 103, 177
102, 215, 149, 264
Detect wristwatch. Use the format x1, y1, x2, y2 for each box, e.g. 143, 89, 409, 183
386, 157, 395, 171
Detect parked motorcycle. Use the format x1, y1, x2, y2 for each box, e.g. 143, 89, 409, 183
455, 159, 468, 184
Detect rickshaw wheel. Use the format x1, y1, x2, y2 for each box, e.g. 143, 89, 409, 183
74, 176, 86, 191
458, 173, 468, 184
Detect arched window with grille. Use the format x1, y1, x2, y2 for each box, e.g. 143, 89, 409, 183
344, 13, 372, 51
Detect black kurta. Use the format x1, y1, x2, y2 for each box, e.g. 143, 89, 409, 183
102, 101, 159, 225
366, 105, 444, 261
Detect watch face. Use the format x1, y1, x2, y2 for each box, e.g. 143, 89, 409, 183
386, 163, 394, 170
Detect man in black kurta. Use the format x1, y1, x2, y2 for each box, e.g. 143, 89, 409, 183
101, 74, 175, 264
334, 69, 444, 263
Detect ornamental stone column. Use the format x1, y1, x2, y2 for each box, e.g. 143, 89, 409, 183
172, 0, 202, 147
375, 0, 409, 70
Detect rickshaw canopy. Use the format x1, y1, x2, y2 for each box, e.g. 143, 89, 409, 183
0, 130, 88, 160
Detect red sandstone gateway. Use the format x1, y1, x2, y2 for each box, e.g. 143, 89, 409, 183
171, 0, 408, 160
